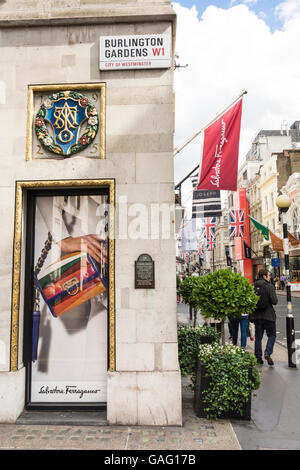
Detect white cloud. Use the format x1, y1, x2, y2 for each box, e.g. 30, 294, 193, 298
257, 10, 267, 20
275, 0, 300, 22
173, 2, 300, 192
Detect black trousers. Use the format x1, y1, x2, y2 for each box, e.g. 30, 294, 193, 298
254, 319, 276, 359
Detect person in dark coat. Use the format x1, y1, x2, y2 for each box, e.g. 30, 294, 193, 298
251, 268, 278, 366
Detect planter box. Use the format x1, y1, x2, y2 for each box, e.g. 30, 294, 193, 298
199, 335, 215, 345
194, 361, 252, 420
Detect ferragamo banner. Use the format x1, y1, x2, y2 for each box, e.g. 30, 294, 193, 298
197, 98, 243, 191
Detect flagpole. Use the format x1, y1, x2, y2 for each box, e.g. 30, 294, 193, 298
173, 89, 247, 158
241, 233, 259, 257
175, 167, 198, 190
276, 195, 296, 368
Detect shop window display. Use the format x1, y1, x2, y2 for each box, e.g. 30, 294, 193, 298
29, 193, 108, 405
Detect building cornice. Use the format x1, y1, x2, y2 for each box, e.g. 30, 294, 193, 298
259, 173, 278, 189
0, 2, 176, 28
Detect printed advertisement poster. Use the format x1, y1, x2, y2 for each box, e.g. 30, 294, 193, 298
31, 195, 108, 403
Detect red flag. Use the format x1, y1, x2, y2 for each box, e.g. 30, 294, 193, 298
197, 98, 243, 191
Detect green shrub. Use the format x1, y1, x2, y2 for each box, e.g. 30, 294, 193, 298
177, 324, 220, 385
191, 269, 258, 322
198, 343, 261, 420
178, 276, 199, 306
178, 276, 200, 326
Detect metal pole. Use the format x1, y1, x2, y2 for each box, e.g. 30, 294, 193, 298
173, 89, 248, 157
282, 211, 297, 368
174, 166, 199, 190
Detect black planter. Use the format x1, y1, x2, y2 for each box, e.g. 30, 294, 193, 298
199, 335, 215, 345
194, 361, 252, 420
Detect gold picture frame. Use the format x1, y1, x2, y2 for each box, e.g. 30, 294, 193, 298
26, 83, 106, 161
11, 179, 115, 373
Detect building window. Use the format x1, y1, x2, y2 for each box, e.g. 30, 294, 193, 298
228, 194, 233, 208
292, 208, 299, 237
265, 196, 268, 212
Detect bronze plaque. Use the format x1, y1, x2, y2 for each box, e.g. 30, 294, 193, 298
135, 254, 155, 289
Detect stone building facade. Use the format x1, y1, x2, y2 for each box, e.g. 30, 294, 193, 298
247, 173, 264, 276
214, 210, 232, 272
231, 125, 300, 279
0, 0, 182, 425
280, 172, 300, 287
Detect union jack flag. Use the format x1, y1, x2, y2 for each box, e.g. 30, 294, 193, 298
177, 218, 188, 238
229, 209, 245, 238
202, 217, 216, 240
206, 238, 216, 251
199, 225, 205, 241
198, 242, 204, 256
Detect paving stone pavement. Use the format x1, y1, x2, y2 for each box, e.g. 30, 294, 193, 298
0, 379, 240, 451
0, 307, 242, 451
1, 303, 296, 451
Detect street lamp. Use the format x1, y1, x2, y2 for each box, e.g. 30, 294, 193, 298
276, 194, 296, 368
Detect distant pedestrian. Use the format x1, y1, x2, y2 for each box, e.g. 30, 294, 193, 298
227, 317, 233, 340
204, 317, 222, 333
229, 314, 249, 349
251, 268, 278, 366
280, 274, 286, 291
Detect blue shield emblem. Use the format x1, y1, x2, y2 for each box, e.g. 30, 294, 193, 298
35, 91, 99, 157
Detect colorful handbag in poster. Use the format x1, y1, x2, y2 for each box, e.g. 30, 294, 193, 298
35, 251, 107, 317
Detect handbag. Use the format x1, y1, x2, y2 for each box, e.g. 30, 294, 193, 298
32, 232, 107, 361
35, 250, 107, 317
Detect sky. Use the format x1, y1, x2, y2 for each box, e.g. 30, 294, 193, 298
173, 0, 289, 31
172, 0, 300, 210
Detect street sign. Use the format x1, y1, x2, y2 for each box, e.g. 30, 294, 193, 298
271, 258, 280, 267
99, 34, 171, 70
